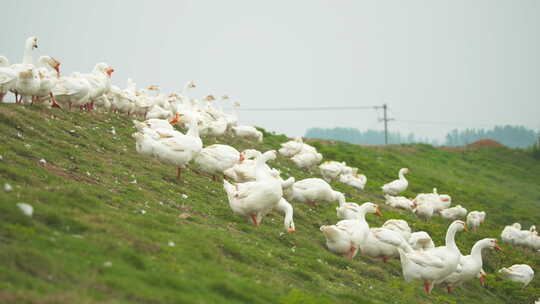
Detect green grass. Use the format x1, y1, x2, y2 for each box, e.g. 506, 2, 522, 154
0, 104, 539, 303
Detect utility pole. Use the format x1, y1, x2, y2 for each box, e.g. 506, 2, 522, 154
376, 103, 394, 145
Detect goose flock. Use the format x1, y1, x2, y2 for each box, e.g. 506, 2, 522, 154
2, 36, 537, 297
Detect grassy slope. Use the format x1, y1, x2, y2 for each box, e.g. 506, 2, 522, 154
0, 104, 539, 304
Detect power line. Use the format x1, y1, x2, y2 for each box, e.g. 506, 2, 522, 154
236, 105, 379, 111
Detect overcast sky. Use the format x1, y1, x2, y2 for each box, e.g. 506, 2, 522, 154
2, 0, 539, 141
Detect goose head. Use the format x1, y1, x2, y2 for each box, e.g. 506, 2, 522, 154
38, 56, 61, 75
486, 238, 503, 251
450, 220, 468, 232
26, 36, 38, 49
94, 63, 115, 78
0, 56, 10, 67
399, 168, 411, 175
359, 202, 382, 217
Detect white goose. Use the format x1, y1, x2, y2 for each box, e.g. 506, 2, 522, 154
362, 220, 412, 262
81, 62, 114, 109
283, 178, 345, 208
35, 56, 62, 108
384, 194, 415, 211
339, 173, 367, 190
381, 168, 410, 195
0, 56, 17, 103
501, 223, 523, 245
223, 149, 270, 182
374, 220, 467, 294
12, 37, 39, 104
194, 144, 242, 181
439, 238, 502, 293
498, 264, 534, 287
320, 202, 381, 259
231, 125, 263, 142
279, 137, 304, 157
52, 72, 91, 110
223, 151, 283, 227
153, 113, 202, 179
291, 151, 323, 169
440, 205, 467, 220
466, 211, 486, 232
319, 161, 347, 182
408, 231, 435, 251
275, 198, 295, 233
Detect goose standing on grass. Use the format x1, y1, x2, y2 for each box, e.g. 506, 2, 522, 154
0, 56, 17, 103
11, 37, 39, 103
34, 56, 62, 108
194, 144, 242, 181
381, 168, 410, 195
291, 151, 323, 169
81, 62, 114, 109
223, 150, 283, 227
439, 238, 502, 293
374, 220, 467, 294
320, 202, 382, 259
153, 113, 202, 179
467, 211, 486, 232
283, 178, 345, 208
52, 72, 91, 110
498, 264, 534, 287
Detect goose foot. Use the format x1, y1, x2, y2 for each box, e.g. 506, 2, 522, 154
50, 93, 62, 109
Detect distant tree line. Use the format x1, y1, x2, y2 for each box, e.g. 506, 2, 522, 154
444, 125, 538, 148
305, 125, 539, 148
304, 128, 438, 145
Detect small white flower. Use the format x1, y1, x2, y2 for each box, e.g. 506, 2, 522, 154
181, 194, 188, 199
39, 159, 47, 165
0, 155, 3, 160
110, 128, 116, 135
86, 171, 91, 176
17, 132, 23, 138
4, 183, 13, 192
140, 210, 146, 214
17, 203, 33, 217
168, 241, 175, 247
24, 144, 31, 149
103, 261, 112, 267
158, 201, 164, 206
69, 130, 76, 133
130, 179, 137, 184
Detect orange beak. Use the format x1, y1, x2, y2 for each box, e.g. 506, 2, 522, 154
169, 113, 181, 124
239, 153, 245, 162
494, 242, 503, 251
375, 207, 382, 217
463, 224, 468, 232
287, 228, 295, 233
106, 68, 115, 77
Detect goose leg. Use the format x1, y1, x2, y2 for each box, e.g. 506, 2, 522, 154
250, 214, 259, 227
423, 281, 432, 294
50, 93, 62, 109
176, 168, 181, 179
446, 286, 452, 293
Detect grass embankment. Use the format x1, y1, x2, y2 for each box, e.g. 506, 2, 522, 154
0, 104, 539, 303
